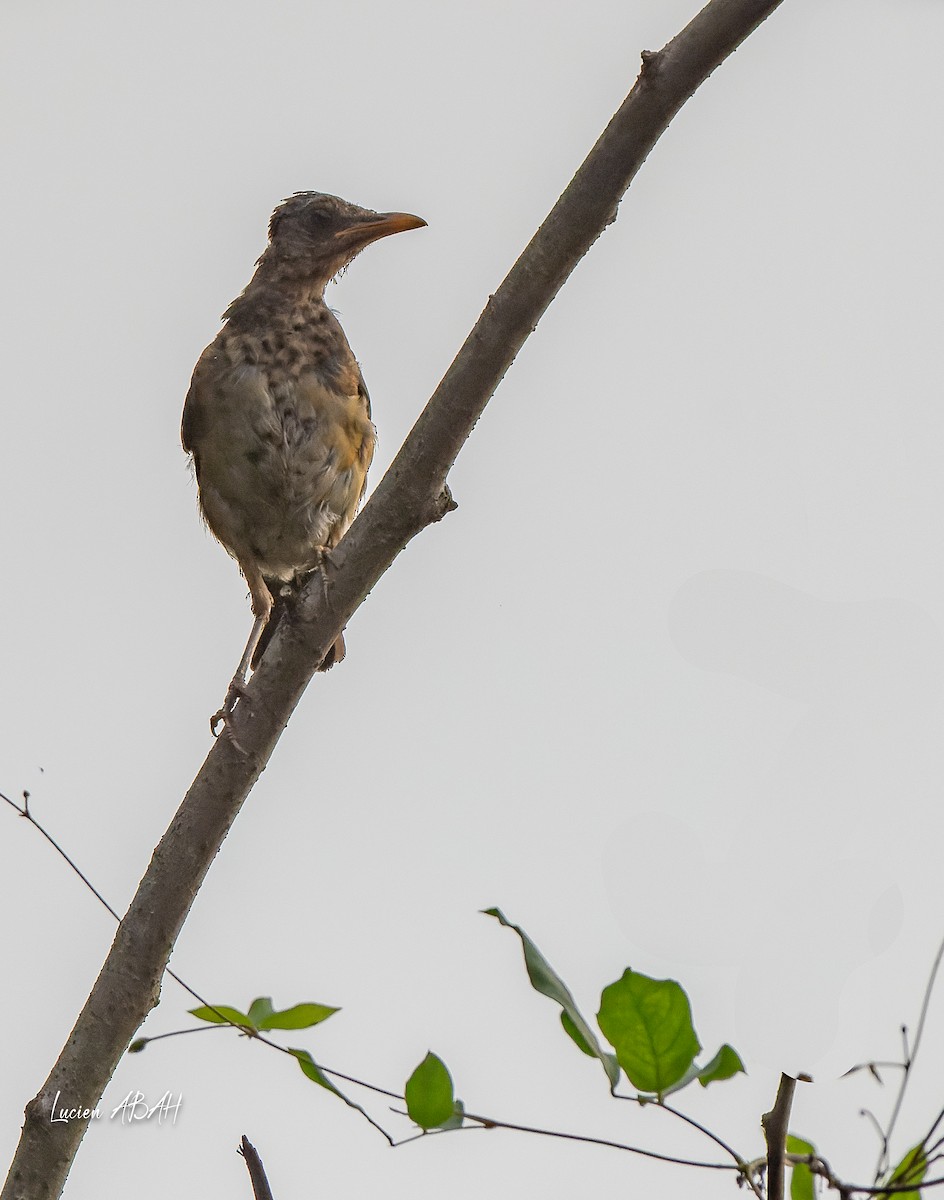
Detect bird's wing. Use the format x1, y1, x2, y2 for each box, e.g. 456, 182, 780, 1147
181, 344, 222, 456
358, 373, 371, 421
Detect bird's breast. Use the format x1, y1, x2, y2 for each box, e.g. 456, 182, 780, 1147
187, 341, 375, 578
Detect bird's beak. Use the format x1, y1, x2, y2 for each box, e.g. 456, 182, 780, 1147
335, 211, 427, 250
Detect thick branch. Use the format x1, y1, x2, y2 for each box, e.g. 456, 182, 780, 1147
2, 2, 786, 1196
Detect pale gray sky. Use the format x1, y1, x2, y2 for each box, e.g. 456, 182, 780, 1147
3, 1, 944, 1197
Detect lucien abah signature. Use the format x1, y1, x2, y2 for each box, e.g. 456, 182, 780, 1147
50, 1090, 182, 1125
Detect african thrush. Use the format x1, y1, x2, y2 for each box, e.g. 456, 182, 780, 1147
182, 192, 426, 726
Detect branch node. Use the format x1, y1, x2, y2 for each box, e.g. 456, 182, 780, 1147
640, 48, 662, 76
432, 486, 458, 521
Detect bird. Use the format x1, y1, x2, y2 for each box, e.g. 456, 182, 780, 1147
182, 192, 426, 730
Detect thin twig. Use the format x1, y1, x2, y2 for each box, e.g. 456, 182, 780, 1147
130, 1026, 231, 1047
928, 1115, 944, 1152
458, 1109, 739, 1172
656, 1099, 747, 1169
860, 1108, 889, 1165
822, 1174, 944, 1195
842, 1062, 906, 1081
317, 1064, 403, 1101
611, 1089, 758, 1193
391, 1124, 487, 1148
2, 790, 122, 922
910, 936, 944, 1062
874, 932, 944, 1182
324, 1071, 739, 1171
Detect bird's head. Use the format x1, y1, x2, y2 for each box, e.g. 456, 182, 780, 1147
261, 192, 426, 288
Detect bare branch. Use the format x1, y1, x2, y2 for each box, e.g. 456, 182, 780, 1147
238, 1137, 275, 1200
762, 1074, 797, 1200
612, 1088, 758, 1191
1, 2, 786, 1196
457, 1109, 739, 1172
875, 934, 944, 1181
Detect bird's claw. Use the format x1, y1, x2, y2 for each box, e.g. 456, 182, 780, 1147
317, 549, 340, 602
210, 678, 251, 737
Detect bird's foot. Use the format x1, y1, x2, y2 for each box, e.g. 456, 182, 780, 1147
295, 552, 334, 603
316, 549, 340, 602
319, 546, 340, 575
210, 677, 250, 737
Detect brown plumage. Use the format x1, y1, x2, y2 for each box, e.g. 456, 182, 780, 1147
182, 192, 426, 728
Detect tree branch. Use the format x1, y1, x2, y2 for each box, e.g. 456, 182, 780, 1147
2, 2, 786, 1196
762, 1074, 797, 1200
238, 1136, 275, 1200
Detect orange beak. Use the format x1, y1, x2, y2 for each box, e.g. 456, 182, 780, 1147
335, 211, 427, 251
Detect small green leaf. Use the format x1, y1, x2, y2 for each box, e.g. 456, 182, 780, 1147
258, 1003, 339, 1031
484, 908, 620, 1088
405, 1052, 455, 1130
188, 1005, 254, 1028
879, 1143, 926, 1200
289, 1048, 387, 1131
247, 997, 275, 1026
786, 1134, 815, 1200
127, 1039, 148, 1054
561, 1011, 594, 1056
597, 969, 700, 1097
289, 1048, 341, 1095
698, 1044, 746, 1087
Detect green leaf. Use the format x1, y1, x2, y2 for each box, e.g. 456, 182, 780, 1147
698, 1044, 746, 1087
879, 1143, 926, 1200
484, 908, 620, 1088
561, 1011, 594, 1056
289, 1048, 342, 1095
289, 1048, 389, 1132
596, 969, 700, 1097
405, 1052, 455, 1130
188, 1005, 254, 1028
258, 1003, 339, 1031
786, 1134, 815, 1200
127, 1038, 148, 1054
247, 997, 275, 1027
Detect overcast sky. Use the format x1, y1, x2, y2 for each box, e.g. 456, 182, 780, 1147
3, 1, 944, 1197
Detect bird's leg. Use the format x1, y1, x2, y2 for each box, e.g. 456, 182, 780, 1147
315, 547, 333, 601
210, 567, 272, 736
312, 547, 347, 669
211, 614, 266, 736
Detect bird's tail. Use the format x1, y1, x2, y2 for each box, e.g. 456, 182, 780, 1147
251, 578, 346, 672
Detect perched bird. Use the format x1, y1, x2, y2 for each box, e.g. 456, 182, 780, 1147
182, 192, 426, 727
